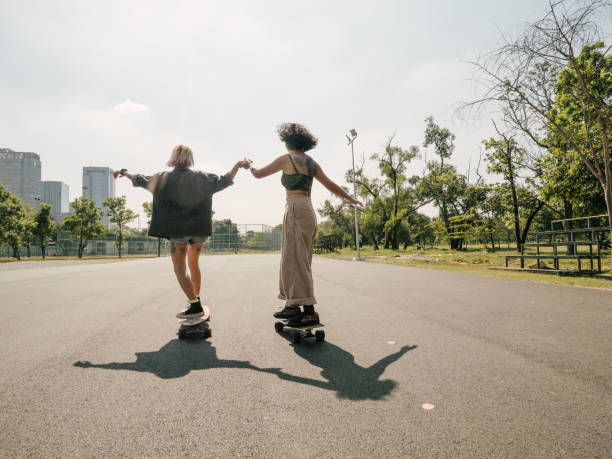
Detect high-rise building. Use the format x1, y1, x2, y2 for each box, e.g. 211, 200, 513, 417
41, 181, 70, 223
0, 148, 42, 209
82, 167, 115, 227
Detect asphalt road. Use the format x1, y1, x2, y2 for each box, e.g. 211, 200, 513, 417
0, 254, 610, 458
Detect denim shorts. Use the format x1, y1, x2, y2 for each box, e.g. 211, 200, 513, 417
168, 236, 208, 245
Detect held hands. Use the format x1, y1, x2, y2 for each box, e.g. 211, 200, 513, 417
238, 159, 251, 169
112, 169, 127, 179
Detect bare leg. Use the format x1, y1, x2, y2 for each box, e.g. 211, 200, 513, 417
187, 243, 203, 297
170, 242, 196, 300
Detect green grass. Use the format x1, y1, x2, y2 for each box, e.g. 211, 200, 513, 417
321, 245, 612, 290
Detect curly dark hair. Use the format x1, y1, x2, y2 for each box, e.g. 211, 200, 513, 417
277, 123, 318, 152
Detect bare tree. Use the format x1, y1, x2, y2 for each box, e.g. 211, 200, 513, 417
462, 0, 612, 265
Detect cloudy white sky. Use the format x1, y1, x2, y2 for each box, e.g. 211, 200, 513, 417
0, 0, 574, 226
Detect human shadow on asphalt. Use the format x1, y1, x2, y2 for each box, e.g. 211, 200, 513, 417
271, 332, 417, 400
73, 339, 276, 379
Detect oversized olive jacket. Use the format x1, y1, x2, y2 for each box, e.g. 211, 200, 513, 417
131, 166, 233, 238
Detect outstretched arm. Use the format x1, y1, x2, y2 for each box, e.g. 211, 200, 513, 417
227, 160, 251, 181
114, 169, 156, 193
314, 163, 364, 207
249, 156, 285, 179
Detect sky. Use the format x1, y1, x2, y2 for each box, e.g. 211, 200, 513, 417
0, 0, 591, 227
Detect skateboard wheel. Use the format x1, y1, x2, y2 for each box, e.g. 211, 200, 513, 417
315, 330, 325, 342
292, 332, 301, 344
274, 322, 284, 333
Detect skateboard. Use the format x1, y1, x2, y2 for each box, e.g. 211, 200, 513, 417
274, 320, 325, 344
177, 305, 211, 340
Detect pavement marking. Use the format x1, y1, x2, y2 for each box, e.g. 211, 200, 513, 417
422, 403, 435, 410
387, 341, 396, 344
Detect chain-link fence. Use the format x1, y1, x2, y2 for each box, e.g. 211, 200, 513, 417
204, 223, 281, 252
0, 238, 170, 258
0, 223, 281, 258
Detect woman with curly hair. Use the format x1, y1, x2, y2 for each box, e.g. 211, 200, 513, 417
249, 123, 364, 326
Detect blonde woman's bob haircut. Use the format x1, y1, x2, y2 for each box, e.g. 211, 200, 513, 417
167, 144, 194, 168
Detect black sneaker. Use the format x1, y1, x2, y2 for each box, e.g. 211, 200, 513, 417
273, 306, 302, 319
287, 312, 320, 327
176, 301, 204, 319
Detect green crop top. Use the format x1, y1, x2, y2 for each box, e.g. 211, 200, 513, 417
281, 154, 314, 196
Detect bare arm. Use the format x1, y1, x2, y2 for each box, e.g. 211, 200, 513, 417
114, 169, 156, 193
249, 156, 285, 179
227, 160, 250, 181
314, 163, 364, 207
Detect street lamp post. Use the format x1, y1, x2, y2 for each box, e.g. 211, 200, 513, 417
346, 129, 362, 261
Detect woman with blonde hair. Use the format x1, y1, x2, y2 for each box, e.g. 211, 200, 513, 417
116, 145, 249, 319
249, 123, 363, 326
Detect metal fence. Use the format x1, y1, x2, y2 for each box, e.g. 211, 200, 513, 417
204, 223, 281, 252
0, 223, 281, 258
0, 238, 170, 258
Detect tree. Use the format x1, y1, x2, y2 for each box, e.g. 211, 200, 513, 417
370, 137, 420, 249
484, 132, 529, 250
22, 209, 36, 258
420, 117, 470, 249
318, 199, 355, 248
467, 0, 612, 265
0, 183, 27, 260
62, 197, 106, 258
32, 203, 56, 259
143, 201, 163, 257
423, 116, 454, 230
103, 196, 137, 258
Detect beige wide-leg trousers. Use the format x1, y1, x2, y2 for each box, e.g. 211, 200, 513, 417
278, 194, 317, 306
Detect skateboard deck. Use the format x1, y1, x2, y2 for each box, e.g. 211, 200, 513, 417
274, 320, 325, 344
279, 321, 324, 331
178, 305, 211, 325
177, 305, 211, 340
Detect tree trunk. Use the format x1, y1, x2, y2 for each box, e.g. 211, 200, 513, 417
79, 227, 84, 259
40, 244, 46, 260
489, 232, 496, 253
26, 245, 31, 257
370, 234, 379, 251
12, 245, 20, 260
450, 238, 461, 250
391, 226, 399, 250
157, 238, 162, 257
520, 201, 545, 246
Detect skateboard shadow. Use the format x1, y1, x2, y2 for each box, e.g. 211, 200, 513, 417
272, 333, 417, 400
73, 339, 275, 380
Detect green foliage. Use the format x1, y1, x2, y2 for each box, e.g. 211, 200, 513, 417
142, 201, 153, 224
317, 199, 354, 248
32, 203, 56, 259
62, 197, 106, 258
103, 196, 137, 258
0, 183, 27, 259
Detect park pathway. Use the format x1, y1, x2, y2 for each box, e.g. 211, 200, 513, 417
0, 254, 610, 458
